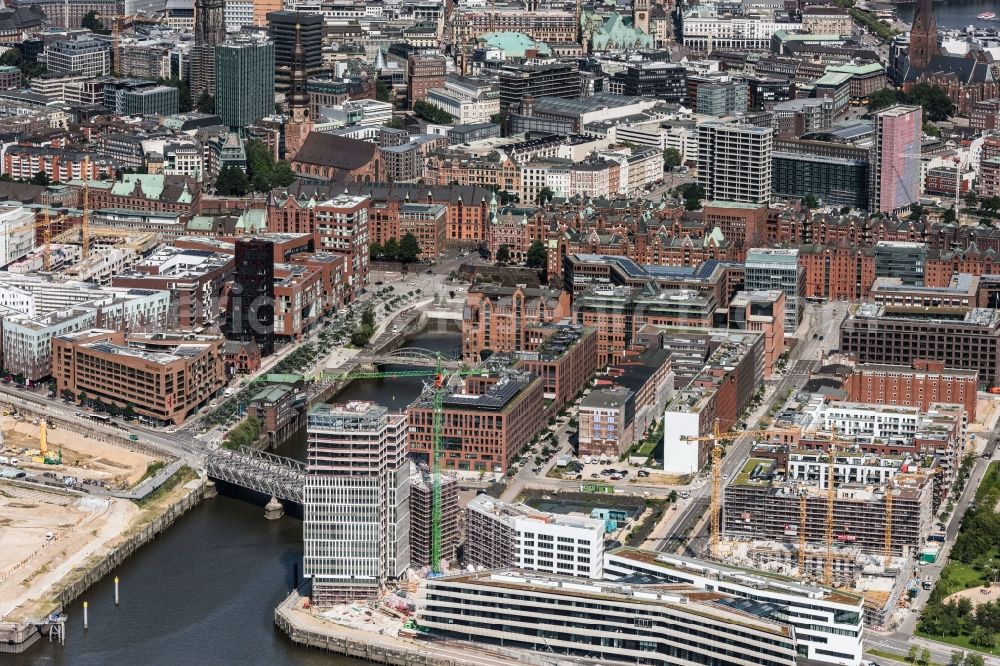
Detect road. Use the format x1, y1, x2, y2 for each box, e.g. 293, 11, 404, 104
657, 301, 845, 556
866, 431, 1000, 664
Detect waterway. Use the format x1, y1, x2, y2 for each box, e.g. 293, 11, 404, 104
897, 0, 999, 29
17, 324, 461, 665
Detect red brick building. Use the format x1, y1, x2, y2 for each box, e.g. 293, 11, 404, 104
289, 133, 383, 183
842, 360, 978, 421
797, 244, 876, 300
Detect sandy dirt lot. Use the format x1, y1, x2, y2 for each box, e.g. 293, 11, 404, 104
945, 584, 1000, 608
0, 481, 137, 619
1, 416, 157, 488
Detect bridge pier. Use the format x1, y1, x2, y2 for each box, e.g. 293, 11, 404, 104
265, 496, 284, 520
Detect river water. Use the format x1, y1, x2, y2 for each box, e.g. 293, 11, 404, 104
897, 0, 1000, 29
17, 325, 461, 665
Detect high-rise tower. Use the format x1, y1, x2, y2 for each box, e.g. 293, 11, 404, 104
283, 22, 313, 158
190, 0, 226, 97
908, 0, 938, 70
633, 0, 650, 35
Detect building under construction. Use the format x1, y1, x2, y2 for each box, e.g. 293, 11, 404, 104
724, 454, 934, 558
408, 469, 459, 569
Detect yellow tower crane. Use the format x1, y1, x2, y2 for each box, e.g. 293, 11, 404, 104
10, 208, 62, 271
799, 483, 808, 575
681, 421, 798, 560
82, 156, 91, 258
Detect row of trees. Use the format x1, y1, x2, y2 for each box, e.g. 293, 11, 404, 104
494, 240, 546, 268
223, 416, 262, 450
370, 233, 422, 263
413, 100, 454, 124
350, 306, 377, 347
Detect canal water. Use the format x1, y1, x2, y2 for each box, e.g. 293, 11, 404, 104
18, 325, 460, 665
897, 0, 999, 29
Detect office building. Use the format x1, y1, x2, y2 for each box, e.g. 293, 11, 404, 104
267, 11, 323, 93
497, 62, 581, 112
603, 549, 865, 665
466, 495, 605, 579
874, 240, 926, 285
697, 121, 773, 205
52, 329, 225, 425
407, 368, 545, 474
225, 238, 275, 356
304, 402, 409, 606
190, 0, 226, 97
407, 55, 447, 108
120, 85, 179, 117
608, 62, 687, 102
695, 80, 747, 116
745, 248, 804, 333
462, 285, 571, 362
661, 329, 764, 474
419, 570, 801, 666
215, 39, 274, 128
408, 471, 459, 569
869, 105, 922, 213
46, 38, 110, 77
771, 138, 868, 209
515, 324, 600, 415
841, 303, 1000, 388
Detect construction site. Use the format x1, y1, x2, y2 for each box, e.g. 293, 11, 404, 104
0, 413, 170, 631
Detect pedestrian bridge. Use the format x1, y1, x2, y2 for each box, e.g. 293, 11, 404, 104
205, 446, 305, 504
357, 347, 463, 369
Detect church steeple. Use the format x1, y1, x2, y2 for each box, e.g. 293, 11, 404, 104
908, 0, 939, 70
284, 20, 314, 159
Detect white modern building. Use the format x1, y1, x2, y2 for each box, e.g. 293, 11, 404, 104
466, 494, 605, 579
661, 408, 701, 475
604, 549, 865, 665
418, 569, 802, 666
697, 120, 774, 205
0, 207, 37, 269
304, 401, 410, 606
45, 38, 112, 77
426, 76, 499, 125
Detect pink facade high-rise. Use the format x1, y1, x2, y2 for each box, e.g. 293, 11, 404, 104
870, 105, 923, 213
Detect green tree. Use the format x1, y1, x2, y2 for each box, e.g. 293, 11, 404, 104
375, 78, 392, 103
0, 48, 21, 67
840, 205, 852, 215
385, 117, 405, 129
984, 196, 1000, 212
949, 651, 965, 666
369, 242, 382, 260
942, 206, 957, 225
668, 490, 678, 503
271, 161, 295, 188
868, 89, 901, 113
196, 91, 215, 113
966, 190, 979, 209
802, 194, 819, 209
970, 626, 995, 649
907, 82, 955, 122
677, 182, 705, 211
30, 170, 49, 186
496, 244, 511, 265
398, 232, 420, 263
81, 10, 106, 33
215, 166, 248, 196
662, 147, 683, 170
490, 112, 504, 126
923, 122, 942, 138
382, 237, 399, 261
361, 306, 375, 329
526, 240, 547, 269
917, 648, 931, 666
413, 100, 453, 124
910, 203, 925, 220
964, 654, 985, 666
907, 645, 918, 663
536, 186, 554, 205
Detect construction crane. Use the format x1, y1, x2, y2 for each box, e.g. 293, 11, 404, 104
798, 483, 808, 575
82, 156, 91, 259
681, 421, 797, 560
320, 356, 481, 574
10, 208, 59, 271
93, 13, 164, 73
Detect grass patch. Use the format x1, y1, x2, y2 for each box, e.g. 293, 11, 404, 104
133, 465, 198, 508
914, 630, 1000, 657
138, 461, 166, 483
868, 647, 945, 665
